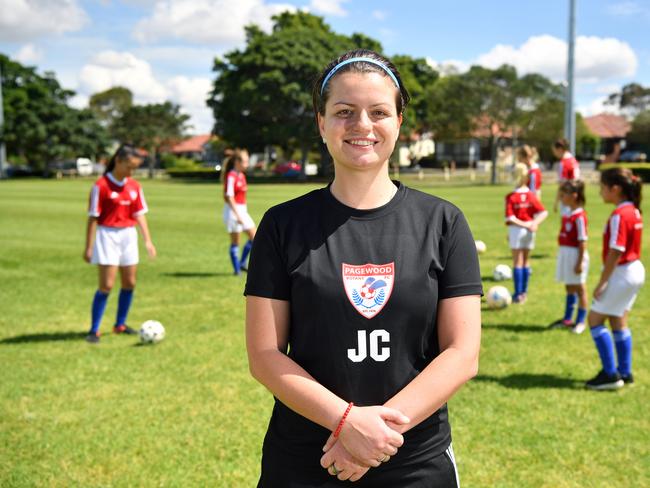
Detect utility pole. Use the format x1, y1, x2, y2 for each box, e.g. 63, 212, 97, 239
564, 0, 577, 154
0, 63, 7, 179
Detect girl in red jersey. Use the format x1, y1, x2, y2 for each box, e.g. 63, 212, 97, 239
552, 138, 580, 214
518, 145, 542, 198
586, 168, 644, 390
505, 163, 548, 303
222, 149, 256, 275
83, 144, 156, 343
551, 180, 589, 334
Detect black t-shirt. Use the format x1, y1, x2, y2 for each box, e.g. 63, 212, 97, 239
245, 182, 482, 487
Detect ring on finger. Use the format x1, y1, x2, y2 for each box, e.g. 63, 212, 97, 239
328, 464, 341, 476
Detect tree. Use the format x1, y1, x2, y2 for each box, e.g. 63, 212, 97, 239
112, 102, 190, 177
628, 110, 650, 149
606, 83, 650, 118
0, 54, 110, 168
391, 55, 438, 135
89, 87, 133, 137
208, 11, 383, 174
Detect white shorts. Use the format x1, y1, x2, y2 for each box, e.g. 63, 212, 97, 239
223, 204, 255, 234
509, 226, 535, 250
556, 246, 589, 284
591, 260, 645, 317
92, 226, 139, 266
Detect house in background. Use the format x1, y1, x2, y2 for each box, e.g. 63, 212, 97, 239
583, 114, 631, 163
170, 134, 219, 162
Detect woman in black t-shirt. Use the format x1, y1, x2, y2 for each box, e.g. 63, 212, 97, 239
245, 49, 482, 487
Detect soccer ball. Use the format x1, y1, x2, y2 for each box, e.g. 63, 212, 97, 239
475, 240, 487, 254
359, 284, 376, 300
493, 264, 512, 281
139, 320, 165, 344
486, 286, 512, 309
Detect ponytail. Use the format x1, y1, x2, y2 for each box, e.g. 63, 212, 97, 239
105, 143, 140, 175
600, 167, 643, 211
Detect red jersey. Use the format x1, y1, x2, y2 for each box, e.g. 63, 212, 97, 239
88, 173, 148, 227
558, 208, 588, 247
527, 163, 542, 192
603, 202, 643, 265
558, 152, 580, 181
224, 170, 247, 205
505, 188, 546, 222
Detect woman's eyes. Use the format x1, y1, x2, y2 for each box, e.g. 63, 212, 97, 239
335, 109, 391, 118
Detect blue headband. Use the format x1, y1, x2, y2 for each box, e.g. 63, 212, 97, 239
320, 57, 400, 96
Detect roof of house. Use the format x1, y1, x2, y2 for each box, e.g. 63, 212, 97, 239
583, 113, 630, 138
171, 134, 213, 153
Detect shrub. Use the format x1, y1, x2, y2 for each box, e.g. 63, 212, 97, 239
599, 163, 650, 182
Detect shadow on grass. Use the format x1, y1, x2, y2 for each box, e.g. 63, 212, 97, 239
161, 271, 232, 278
0, 331, 86, 344
495, 253, 550, 260
474, 373, 581, 390
482, 323, 549, 333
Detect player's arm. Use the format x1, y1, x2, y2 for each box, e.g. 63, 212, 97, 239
246, 296, 408, 469
135, 214, 156, 258
506, 215, 532, 229
593, 249, 623, 299
380, 294, 481, 434
83, 217, 98, 263
575, 240, 586, 274
225, 195, 245, 224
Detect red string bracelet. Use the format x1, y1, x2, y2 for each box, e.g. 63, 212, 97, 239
333, 402, 354, 438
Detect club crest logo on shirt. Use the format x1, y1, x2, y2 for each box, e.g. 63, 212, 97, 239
565, 222, 572, 232
129, 190, 138, 200
342, 262, 394, 319
110, 191, 119, 199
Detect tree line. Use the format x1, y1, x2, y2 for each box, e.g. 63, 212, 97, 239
1, 11, 649, 171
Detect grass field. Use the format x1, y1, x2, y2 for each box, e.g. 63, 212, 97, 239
1, 177, 648, 487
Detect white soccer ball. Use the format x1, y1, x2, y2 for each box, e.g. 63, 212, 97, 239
139, 320, 165, 344
493, 264, 513, 281
486, 286, 512, 309
475, 240, 487, 254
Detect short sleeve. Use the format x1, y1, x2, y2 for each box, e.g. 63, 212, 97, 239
609, 214, 626, 251
576, 215, 588, 241
438, 212, 484, 299
88, 184, 101, 217
244, 211, 291, 300
132, 186, 148, 217
225, 173, 236, 197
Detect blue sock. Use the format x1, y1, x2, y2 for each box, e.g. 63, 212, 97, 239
590, 325, 618, 375
115, 288, 134, 326
513, 267, 524, 296
240, 240, 253, 267
575, 307, 587, 325
230, 244, 240, 274
522, 267, 531, 293
90, 290, 109, 334
613, 329, 633, 376
563, 294, 577, 322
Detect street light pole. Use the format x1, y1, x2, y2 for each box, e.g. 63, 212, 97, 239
0, 62, 7, 179
564, 0, 577, 154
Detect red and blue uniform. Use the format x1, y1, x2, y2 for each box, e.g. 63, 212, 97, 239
224, 170, 247, 204
558, 152, 580, 181
88, 173, 148, 227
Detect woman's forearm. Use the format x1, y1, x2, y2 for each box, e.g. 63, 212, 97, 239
85, 217, 97, 250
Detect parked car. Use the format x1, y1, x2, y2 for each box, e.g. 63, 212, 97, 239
619, 150, 647, 162
5, 164, 40, 178
45, 158, 94, 178
273, 160, 302, 177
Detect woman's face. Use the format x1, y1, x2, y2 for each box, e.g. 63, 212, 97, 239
236, 151, 250, 171
118, 155, 143, 176
559, 191, 575, 207
318, 71, 402, 173
599, 183, 619, 203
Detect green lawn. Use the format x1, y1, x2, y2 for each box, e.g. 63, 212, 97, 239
1, 177, 648, 487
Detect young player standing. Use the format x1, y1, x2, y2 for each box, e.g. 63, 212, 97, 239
83, 144, 156, 343
245, 50, 482, 487
586, 168, 644, 390
551, 180, 589, 334
518, 145, 542, 198
222, 149, 256, 275
552, 138, 580, 214
505, 163, 548, 303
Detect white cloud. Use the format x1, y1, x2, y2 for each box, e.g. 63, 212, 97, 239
372, 10, 386, 20
78, 50, 168, 103
14, 43, 43, 63
309, 0, 348, 16
166, 76, 213, 132
475, 34, 638, 83
0, 0, 88, 41
426, 57, 469, 76
133, 0, 296, 45
577, 96, 622, 117
607, 1, 649, 16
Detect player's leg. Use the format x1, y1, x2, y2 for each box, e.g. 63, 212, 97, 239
611, 313, 633, 384
512, 249, 525, 302
230, 231, 241, 275
572, 283, 588, 333
521, 249, 531, 298
114, 265, 138, 334
87, 265, 118, 342
240, 226, 256, 272
585, 310, 623, 390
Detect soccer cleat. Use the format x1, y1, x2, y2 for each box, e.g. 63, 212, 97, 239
585, 370, 624, 390
113, 324, 137, 335
549, 318, 573, 329
571, 323, 586, 334
621, 374, 634, 385
85, 332, 100, 344
512, 293, 526, 304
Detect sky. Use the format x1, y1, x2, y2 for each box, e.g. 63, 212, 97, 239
1, 0, 649, 134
